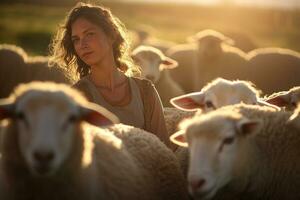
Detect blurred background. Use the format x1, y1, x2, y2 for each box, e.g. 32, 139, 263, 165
1, 0, 300, 56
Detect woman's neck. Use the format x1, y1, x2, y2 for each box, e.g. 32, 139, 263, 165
89, 62, 126, 92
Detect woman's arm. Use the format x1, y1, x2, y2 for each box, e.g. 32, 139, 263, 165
145, 83, 177, 151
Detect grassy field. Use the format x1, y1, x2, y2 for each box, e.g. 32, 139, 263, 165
1, 2, 300, 55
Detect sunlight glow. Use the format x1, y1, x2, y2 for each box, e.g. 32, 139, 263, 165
124, 0, 300, 8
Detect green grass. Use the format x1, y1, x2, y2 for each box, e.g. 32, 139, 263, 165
1, 2, 300, 55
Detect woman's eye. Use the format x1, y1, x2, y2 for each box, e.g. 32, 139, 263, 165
86, 32, 95, 37
72, 38, 79, 45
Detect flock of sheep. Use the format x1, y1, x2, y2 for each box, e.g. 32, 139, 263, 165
1, 28, 300, 200
132, 29, 300, 99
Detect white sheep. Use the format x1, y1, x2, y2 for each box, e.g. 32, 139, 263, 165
163, 107, 196, 163
170, 78, 278, 113
166, 78, 278, 177
132, 45, 185, 107
164, 77, 261, 137
0, 44, 74, 98
244, 47, 300, 95
170, 104, 300, 200
167, 29, 248, 92
264, 86, 300, 111
0, 82, 188, 200
164, 107, 196, 136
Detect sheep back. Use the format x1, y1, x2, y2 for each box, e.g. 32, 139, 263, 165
215, 104, 300, 199
108, 123, 189, 200
245, 48, 300, 95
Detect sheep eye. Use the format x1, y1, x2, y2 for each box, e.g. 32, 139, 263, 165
291, 101, 297, 108
223, 137, 235, 145
205, 101, 214, 108
16, 112, 25, 120
219, 136, 235, 152
62, 115, 78, 131
68, 115, 78, 123
15, 112, 29, 128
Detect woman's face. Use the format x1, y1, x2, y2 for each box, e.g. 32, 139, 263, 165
71, 17, 114, 67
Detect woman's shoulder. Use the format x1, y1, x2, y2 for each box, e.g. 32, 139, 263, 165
130, 76, 154, 90
73, 77, 89, 91
130, 76, 159, 106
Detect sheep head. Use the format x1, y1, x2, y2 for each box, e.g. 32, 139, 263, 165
170, 78, 278, 112
0, 82, 118, 177
132, 45, 178, 83
188, 30, 235, 61
170, 110, 261, 199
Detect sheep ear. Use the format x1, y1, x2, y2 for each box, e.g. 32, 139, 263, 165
265, 92, 290, 107
223, 37, 235, 46
170, 130, 188, 147
0, 98, 15, 120
159, 57, 178, 70
257, 99, 280, 111
79, 103, 119, 127
170, 92, 205, 111
236, 117, 261, 137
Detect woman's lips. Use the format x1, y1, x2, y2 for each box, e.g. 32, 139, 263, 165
82, 51, 93, 59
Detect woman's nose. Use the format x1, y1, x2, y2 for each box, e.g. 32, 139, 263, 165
80, 37, 89, 49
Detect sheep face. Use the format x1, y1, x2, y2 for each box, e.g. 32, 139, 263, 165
170, 112, 261, 199
132, 46, 178, 83
197, 36, 224, 61
188, 30, 235, 62
132, 50, 161, 83
13, 91, 82, 177
171, 78, 259, 112
0, 82, 118, 177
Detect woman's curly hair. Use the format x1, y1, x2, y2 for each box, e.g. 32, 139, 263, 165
49, 2, 140, 80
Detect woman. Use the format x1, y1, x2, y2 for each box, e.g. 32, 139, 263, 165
49, 2, 173, 149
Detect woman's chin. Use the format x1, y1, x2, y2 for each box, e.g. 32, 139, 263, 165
82, 59, 98, 67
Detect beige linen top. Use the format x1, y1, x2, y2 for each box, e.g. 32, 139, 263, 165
73, 76, 171, 148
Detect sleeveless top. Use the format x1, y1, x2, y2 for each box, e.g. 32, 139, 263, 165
76, 76, 145, 128
73, 76, 173, 150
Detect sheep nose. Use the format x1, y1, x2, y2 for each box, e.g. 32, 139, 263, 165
189, 178, 206, 193
145, 75, 155, 82
33, 151, 54, 164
